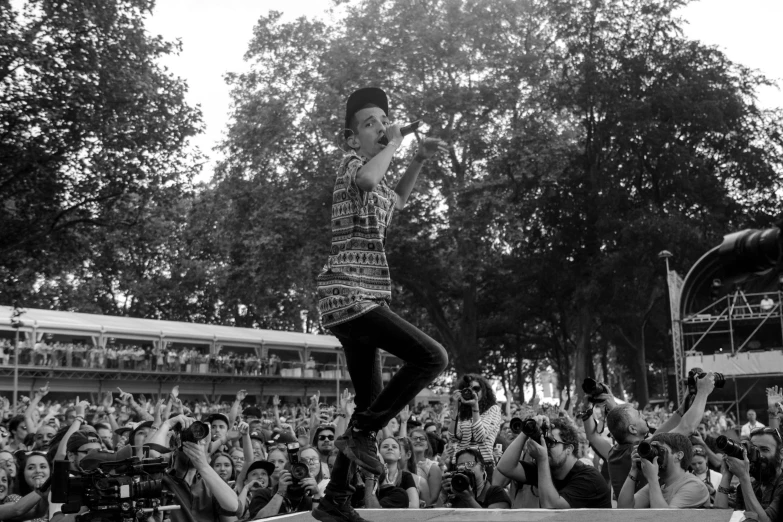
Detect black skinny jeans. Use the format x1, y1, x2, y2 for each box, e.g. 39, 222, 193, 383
324, 305, 448, 500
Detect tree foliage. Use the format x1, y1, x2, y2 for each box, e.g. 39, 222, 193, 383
0, 0, 202, 307
5, 0, 783, 407
203, 0, 783, 405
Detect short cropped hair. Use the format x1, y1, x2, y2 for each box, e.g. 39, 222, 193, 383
606, 404, 635, 443
650, 432, 693, 471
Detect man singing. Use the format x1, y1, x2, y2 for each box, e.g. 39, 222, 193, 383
314, 87, 449, 522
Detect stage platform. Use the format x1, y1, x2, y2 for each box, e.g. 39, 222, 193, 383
266, 508, 745, 522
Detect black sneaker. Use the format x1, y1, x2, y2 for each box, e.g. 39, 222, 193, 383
334, 427, 384, 475
313, 496, 371, 522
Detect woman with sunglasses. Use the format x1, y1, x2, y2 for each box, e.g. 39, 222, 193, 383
408, 428, 441, 506
1, 452, 50, 522
448, 374, 502, 471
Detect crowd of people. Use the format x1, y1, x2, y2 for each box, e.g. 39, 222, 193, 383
0, 339, 343, 377
0, 373, 781, 521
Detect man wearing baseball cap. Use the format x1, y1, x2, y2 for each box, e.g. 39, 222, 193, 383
314, 87, 449, 522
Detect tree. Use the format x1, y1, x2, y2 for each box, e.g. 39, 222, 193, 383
527, 0, 783, 405
202, 0, 783, 403
0, 0, 202, 307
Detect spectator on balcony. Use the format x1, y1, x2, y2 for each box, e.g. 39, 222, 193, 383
166, 348, 177, 371
268, 354, 280, 376
760, 295, 775, 312
106, 346, 118, 369
305, 356, 317, 375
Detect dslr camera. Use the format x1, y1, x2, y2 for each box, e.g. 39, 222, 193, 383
509, 417, 524, 435
637, 441, 668, 473
686, 368, 726, 395
174, 420, 210, 446
460, 387, 475, 401
443, 465, 477, 503
522, 418, 548, 442
716, 436, 760, 474
582, 378, 610, 403
51, 450, 177, 522
286, 442, 309, 497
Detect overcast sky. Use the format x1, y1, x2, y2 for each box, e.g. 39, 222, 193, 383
145, 0, 783, 182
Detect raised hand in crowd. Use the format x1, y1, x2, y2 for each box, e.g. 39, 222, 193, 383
766, 385, 782, 429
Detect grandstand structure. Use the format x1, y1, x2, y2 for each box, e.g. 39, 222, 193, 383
0, 305, 407, 403
675, 228, 783, 424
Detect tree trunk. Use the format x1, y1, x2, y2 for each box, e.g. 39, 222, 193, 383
515, 340, 526, 403
573, 304, 593, 409
635, 322, 650, 407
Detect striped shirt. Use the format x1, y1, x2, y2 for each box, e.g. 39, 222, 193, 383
448, 404, 502, 465
317, 153, 398, 329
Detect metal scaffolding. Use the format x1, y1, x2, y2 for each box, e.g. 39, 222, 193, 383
680, 290, 783, 356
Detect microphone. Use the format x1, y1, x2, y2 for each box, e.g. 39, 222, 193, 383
378, 120, 423, 146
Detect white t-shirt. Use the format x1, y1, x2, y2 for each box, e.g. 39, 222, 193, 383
633, 473, 710, 508
741, 421, 765, 438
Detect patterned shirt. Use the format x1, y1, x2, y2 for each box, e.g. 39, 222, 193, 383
447, 404, 503, 466
317, 153, 398, 329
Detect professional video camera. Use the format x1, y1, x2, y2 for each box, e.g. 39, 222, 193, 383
286, 442, 309, 497
51, 448, 180, 522
637, 441, 668, 473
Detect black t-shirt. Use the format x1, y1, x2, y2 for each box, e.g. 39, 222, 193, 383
608, 441, 647, 499
248, 487, 314, 517
248, 488, 313, 519
479, 484, 511, 508
450, 484, 511, 508
521, 460, 612, 508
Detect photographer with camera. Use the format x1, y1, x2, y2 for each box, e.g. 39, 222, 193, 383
48, 397, 102, 522
146, 414, 239, 522
447, 374, 502, 470
714, 427, 783, 522
618, 432, 709, 508
584, 371, 716, 499
437, 448, 509, 509
497, 416, 611, 508
248, 442, 320, 518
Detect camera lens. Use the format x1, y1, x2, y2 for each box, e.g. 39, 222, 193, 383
509, 418, 524, 434
637, 441, 658, 461
290, 462, 309, 481
522, 419, 541, 441
461, 388, 475, 401
716, 436, 745, 459
451, 473, 471, 493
